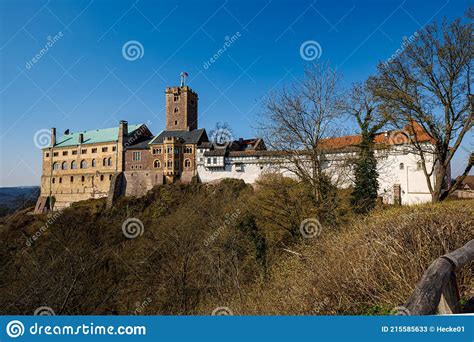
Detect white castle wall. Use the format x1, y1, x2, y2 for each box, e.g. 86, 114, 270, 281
196, 145, 437, 205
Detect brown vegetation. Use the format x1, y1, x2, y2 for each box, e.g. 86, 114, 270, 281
0, 177, 472, 315
225, 199, 473, 315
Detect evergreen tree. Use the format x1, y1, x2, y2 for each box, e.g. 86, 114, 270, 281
343, 80, 388, 214
351, 135, 379, 213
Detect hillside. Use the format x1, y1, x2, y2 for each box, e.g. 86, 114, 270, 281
0, 186, 39, 216
0, 178, 472, 315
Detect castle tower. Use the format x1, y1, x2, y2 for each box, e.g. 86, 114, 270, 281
165, 73, 198, 131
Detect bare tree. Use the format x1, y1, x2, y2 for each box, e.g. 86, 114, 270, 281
260, 63, 345, 204
374, 12, 473, 202
345, 79, 389, 140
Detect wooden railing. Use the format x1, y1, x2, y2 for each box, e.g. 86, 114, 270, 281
404, 239, 474, 315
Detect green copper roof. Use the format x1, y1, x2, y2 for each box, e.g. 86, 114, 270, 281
53, 124, 144, 148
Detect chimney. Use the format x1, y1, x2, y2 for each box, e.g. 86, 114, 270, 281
79, 133, 84, 144
50, 127, 56, 146
118, 120, 128, 144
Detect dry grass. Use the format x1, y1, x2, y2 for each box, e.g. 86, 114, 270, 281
229, 200, 474, 315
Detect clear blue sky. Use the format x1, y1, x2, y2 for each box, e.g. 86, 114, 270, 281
0, 0, 472, 186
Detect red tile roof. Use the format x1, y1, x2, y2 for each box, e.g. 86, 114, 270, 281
320, 122, 434, 150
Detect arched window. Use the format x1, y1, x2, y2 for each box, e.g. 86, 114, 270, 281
100, 175, 104, 181
184, 159, 191, 168
80, 160, 87, 169
399, 163, 404, 170
53, 162, 59, 170
62, 161, 68, 170
167, 160, 172, 168
91, 159, 96, 167
71, 160, 77, 169
70, 176, 74, 183
174, 107, 179, 113
107, 157, 112, 166
103, 158, 107, 166
81, 176, 85, 182
154, 160, 161, 168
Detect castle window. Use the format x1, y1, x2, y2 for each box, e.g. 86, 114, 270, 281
174, 147, 179, 155
92, 159, 96, 167
174, 120, 178, 125
102, 147, 108, 152
112, 146, 116, 151
103, 158, 107, 166
184, 146, 192, 154
100, 175, 104, 181
52, 178, 55, 184
92, 148, 97, 153
184, 159, 191, 168
53, 152, 59, 157
167, 160, 172, 168
80, 160, 87, 169
81, 149, 87, 154
81, 176, 85, 182
190, 100, 195, 106
71, 160, 77, 169
53, 162, 60, 170
153, 148, 162, 154
59, 177, 62, 183
107, 157, 112, 166
72, 150, 77, 155
61, 161, 68, 170
109, 175, 112, 180
154, 160, 161, 168
45, 152, 49, 157
62, 151, 68, 156
399, 163, 404, 170
174, 94, 179, 101
132, 151, 141, 161
70, 176, 74, 183
174, 107, 179, 113
167, 147, 173, 154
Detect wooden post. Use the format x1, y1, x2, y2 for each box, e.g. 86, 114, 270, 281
404, 239, 474, 315
438, 272, 461, 314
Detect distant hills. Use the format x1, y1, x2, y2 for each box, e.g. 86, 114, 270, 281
0, 186, 39, 215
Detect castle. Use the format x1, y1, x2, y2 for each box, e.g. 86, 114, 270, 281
35, 76, 445, 212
